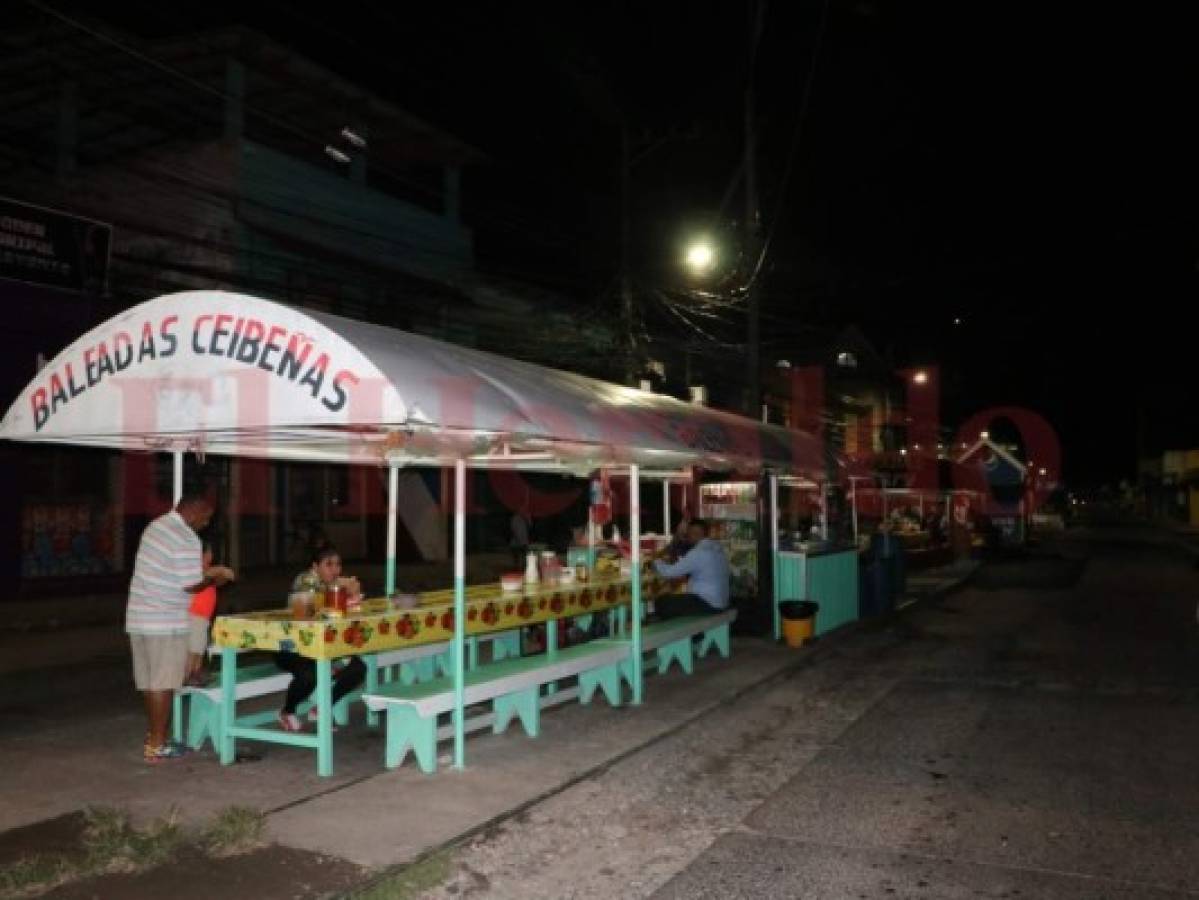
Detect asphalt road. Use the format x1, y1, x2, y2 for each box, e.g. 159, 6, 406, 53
418, 526, 1199, 899
655, 528, 1199, 899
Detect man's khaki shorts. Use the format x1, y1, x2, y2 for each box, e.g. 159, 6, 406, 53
129, 633, 189, 691
187, 615, 211, 656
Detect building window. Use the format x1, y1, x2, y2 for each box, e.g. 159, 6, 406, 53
836, 351, 858, 368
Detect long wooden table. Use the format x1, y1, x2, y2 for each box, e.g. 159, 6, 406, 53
211, 572, 674, 775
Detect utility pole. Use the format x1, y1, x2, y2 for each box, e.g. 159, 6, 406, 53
744, 0, 764, 418
619, 124, 691, 387
620, 124, 637, 385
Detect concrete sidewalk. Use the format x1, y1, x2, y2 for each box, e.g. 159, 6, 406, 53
1, 638, 803, 868
0, 559, 984, 895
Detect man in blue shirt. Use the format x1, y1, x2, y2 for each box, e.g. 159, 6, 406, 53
651, 519, 730, 618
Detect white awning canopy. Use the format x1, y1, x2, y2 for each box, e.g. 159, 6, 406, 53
1, 291, 832, 477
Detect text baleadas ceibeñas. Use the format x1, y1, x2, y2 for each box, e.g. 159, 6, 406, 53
29, 313, 361, 431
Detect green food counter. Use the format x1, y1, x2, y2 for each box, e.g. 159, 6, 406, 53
773, 545, 860, 640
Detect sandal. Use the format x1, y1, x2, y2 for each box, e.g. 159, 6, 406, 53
307, 707, 339, 732
277, 711, 305, 733
144, 741, 189, 763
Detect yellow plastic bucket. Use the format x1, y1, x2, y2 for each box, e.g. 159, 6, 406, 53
780, 600, 819, 648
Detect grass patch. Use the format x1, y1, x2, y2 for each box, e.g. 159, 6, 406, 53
0, 805, 268, 898
352, 849, 454, 900
81, 805, 184, 874
202, 807, 265, 857
0, 855, 73, 897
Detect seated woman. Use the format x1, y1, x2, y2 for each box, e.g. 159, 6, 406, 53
277, 544, 367, 733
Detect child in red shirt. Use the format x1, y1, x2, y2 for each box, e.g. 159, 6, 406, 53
186, 543, 234, 685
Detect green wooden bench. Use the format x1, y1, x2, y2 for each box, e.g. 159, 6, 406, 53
178, 643, 449, 750
178, 630, 522, 749
173, 661, 297, 751
610, 610, 735, 685
362, 641, 629, 773
372, 631, 521, 687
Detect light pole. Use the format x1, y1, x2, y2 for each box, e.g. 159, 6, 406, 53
620, 126, 636, 385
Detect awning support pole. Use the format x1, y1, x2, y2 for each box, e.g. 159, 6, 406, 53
453, 458, 466, 769
172, 450, 183, 504
770, 472, 780, 641
630, 463, 643, 705
587, 501, 596, 568
662, 481, 670, 534
385, 463, 399, 595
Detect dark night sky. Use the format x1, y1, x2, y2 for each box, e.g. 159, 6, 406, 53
55, 2, 1199, 486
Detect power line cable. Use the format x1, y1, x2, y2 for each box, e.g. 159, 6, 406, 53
740, 0, 832, 295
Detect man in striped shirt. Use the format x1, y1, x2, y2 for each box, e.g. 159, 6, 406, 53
127, 493, 231, 762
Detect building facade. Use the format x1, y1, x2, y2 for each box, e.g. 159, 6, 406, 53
0, 23, 609, 594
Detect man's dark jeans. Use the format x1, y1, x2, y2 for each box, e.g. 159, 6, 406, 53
655, 593, 722, 619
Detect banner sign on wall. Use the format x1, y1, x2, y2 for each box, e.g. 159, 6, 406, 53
0, 196, 111, 294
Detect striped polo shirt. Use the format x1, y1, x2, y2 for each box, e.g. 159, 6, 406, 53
126, 510, 203, 635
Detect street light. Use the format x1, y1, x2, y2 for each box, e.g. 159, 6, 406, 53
683, 240, 717, 276
912, 371, 929, 385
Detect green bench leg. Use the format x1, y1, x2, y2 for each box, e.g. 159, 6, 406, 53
579, 664, 623, 707
385, 705, 438, 773
657, 637, 694, 676
218, 647, 237, 766
298, 690, 353, 729
492, 631, 521, 662
544, 620, 559, 696
578, 669, 599, 705
171, 693, 184, 745
616, 656, 635, 691
409, 655, 437, 684
493, 686, 540, 737
364, 656, 380, 728
332, 692, 354, 727
186, 693, 219, 750
316, 660, 334, 777
698, 623, 731, 659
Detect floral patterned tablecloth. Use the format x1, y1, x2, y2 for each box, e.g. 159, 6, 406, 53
213, 573, 673, 660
